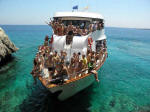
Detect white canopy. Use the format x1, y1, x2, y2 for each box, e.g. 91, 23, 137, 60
52, 35, 88, 56
54, 12, 104, 20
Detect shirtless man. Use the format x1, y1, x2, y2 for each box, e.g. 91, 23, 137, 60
47, 53, 55, 78
68, 57, 76, 78
53, 20, 59, 35
78, 60, 83, 76
67, 21, 74, 33
49, 19, 58, 35
53, 51, 60, 69
61, 62, 69, 78
57, 19, 65, 36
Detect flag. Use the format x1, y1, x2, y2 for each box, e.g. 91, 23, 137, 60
72, 5, 78, 10
84, 6, 89, 10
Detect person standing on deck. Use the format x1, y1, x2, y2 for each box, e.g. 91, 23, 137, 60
44, 35, 49, 46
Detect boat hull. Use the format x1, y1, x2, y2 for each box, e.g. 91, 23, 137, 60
48, 74, 95, 101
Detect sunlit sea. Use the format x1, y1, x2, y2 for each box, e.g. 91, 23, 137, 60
0, 25, 150, 112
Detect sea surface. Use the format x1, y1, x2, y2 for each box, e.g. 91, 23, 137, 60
0, 25, 150, 112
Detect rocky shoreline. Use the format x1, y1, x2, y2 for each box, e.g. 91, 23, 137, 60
0, 27, 18, 66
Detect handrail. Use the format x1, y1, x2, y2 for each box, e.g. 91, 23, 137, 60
39, 52, 107, 88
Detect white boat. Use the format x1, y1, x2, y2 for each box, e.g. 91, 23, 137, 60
38, 11, 107, 101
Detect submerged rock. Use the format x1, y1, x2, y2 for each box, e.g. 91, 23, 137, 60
0, 27, 18, 65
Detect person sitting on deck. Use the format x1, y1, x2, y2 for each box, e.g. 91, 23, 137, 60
51, 60, 69, 84
39, 52, 45, 68
72, 52, 77, 61
95, 52, 101, 64
47, 52, 55, 77
88, 58, 99, 82
55, 58, 63, 77
74, 53, 80, 78
53, 51, 60, 69
60, 50, 64, 60
68, 57, 76, 78
78, 59, 83, 76
44, 52, 50, 68
31, 58, 43, 84
87, 52, 92, 64
61, 60, 69, 78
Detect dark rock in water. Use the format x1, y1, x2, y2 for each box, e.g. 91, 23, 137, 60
109, 100, 116, 107
0, 27, 18, 66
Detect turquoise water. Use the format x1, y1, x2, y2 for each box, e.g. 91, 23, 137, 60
0, 25, 150, 112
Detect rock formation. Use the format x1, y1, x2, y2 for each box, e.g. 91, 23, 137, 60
0, 27, 18, 64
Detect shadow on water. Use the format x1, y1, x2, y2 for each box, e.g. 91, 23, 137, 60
0, 55, 16, 73
20, 81, 94, 112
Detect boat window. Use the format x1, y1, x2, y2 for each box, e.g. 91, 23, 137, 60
62, 20, 90, 29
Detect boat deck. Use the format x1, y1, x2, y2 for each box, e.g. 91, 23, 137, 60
39, 52, 107, 89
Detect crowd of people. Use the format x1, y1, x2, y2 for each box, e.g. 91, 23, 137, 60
31, 36, 107, 85
48, 18, 104, 36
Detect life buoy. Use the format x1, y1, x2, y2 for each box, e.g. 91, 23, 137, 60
88, 37, 93, 48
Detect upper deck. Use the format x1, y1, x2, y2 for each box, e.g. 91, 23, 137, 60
54, 12, 104, 20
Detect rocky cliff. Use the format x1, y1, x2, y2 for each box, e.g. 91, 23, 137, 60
0, 27, 18, 64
